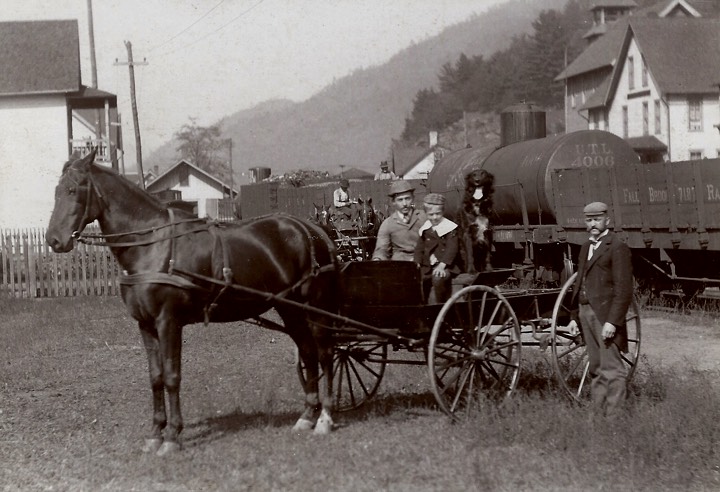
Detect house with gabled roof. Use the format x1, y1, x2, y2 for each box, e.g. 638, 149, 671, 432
0, 20, 119, 229
392, 131, 450, 180
556, 0, 720, 163
146, 159, 237, 219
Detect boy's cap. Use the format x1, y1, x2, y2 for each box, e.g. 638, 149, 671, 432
423, 193, 445, 206
583, 201, 608, 216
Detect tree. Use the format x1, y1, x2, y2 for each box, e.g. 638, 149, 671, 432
174, 118, 230, 183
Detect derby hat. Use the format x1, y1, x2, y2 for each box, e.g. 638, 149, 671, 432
387, 180, 415, 197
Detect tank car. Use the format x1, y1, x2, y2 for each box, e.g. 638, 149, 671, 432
428, 104, 720, 295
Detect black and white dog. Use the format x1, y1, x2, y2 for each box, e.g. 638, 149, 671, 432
457, 169, 495, 273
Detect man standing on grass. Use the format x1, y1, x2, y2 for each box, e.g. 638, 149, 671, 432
571, 201, 634, 417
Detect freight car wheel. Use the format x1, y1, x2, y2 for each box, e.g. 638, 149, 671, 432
428, 285, 522, 420
297, 340, 387, 412
550, 273, 641, 402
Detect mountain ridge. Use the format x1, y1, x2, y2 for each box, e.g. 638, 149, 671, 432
146, 0, 567, 177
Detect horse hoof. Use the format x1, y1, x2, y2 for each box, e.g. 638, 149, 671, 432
142, 438, 163, 454
156, 441, 182, 456
292, 418, 314, 432
314, 412, 333, 435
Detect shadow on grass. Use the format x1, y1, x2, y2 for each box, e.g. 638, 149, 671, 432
183, 391, 440, 445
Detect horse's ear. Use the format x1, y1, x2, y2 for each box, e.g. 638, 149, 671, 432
77, 148, 97, 170
368, 197, 373, 205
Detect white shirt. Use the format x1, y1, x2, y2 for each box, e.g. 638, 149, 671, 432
587, 230, 609, 259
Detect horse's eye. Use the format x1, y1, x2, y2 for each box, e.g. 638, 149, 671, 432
67, 187, 76, 196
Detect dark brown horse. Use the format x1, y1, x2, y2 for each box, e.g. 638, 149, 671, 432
46, 150, 339, 455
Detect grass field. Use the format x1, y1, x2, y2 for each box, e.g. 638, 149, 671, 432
0, 297, 719, 491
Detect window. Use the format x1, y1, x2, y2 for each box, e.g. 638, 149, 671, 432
690, 150, 703, 160
622, 106, 628, 138
571, 91, 576, 108
179, 166, 189, 186
628, 56, 634, 91
689, 98, 703, 131
654, 100, 661, 134
642, 102, 649, 135
641, 58, 648, 87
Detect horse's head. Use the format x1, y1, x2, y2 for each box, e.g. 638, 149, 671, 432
357, 197, 378, 235
47, 149, 100, 252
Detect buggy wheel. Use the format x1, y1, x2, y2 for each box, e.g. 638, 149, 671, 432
550, 273, 642, 402
297, 340, 387, 412
428, 285, 522, 420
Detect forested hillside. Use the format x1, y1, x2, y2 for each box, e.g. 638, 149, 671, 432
146, 0, 569, 176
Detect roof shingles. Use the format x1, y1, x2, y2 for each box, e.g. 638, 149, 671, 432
0, 20, 80, 95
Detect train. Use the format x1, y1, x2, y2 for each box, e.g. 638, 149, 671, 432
427, 104, 720, 295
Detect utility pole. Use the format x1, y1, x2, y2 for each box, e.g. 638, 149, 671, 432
87, 0, 98, 89
115, 42, 148, 189
226, 139, 234, 199
87, 0, 102, 144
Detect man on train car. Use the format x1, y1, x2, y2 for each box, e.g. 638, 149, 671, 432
371, 180, 426, 261
374, 161, 397, 181
569, 201, 634, 418
333, 178, 357, 223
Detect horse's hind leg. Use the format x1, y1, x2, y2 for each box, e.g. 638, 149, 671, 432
314, 337, 335, 435
138, 321, 166, 453
291, 335, 321, 432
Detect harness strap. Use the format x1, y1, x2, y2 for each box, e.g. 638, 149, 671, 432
119, 271, 204, 290
203, 224, 234, 324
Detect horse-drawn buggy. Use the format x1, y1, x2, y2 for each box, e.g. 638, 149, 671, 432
46, 151, 640, 455
292, 261, 641, 417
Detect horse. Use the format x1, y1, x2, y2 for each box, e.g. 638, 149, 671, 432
46, 150, 340, 456
357, 197, 380, 237
457, 169, 495, 274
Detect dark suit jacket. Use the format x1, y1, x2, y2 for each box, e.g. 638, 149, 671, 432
572, 231, 634, 351
413, 227, 461, 278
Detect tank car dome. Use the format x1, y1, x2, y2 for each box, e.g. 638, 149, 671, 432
500, 103, 547, 147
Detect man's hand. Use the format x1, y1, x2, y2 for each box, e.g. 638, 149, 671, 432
566, 319, 580, 336
602, 322, 616, 339
433, 263, 447, 278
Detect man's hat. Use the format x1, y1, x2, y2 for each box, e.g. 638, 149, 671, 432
339, 178, 349, 187
423, 193, 445, 206
388, 180, 415, 196
583, 201, 608, 216
380, 161, 389, 168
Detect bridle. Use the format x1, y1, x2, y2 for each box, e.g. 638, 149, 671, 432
63, 166, 103, 241
63, 165, 208, 248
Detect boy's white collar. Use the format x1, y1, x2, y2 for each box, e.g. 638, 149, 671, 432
419, 217, 458, 237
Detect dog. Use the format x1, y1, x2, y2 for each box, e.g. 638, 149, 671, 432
457, 169, 495, 274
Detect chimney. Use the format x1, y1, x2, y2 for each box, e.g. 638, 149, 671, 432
429, 131, 438, 147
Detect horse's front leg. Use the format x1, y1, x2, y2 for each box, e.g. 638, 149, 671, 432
155, 313, 184, 456
138, 321, 166, 454
314, 337, 335, 435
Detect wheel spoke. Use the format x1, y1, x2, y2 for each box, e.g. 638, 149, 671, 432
429, 285, 521, 419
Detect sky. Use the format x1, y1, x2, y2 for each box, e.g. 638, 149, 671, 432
1, 0, 507, 162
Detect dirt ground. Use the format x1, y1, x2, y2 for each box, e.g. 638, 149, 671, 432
640, 312, 720, 372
